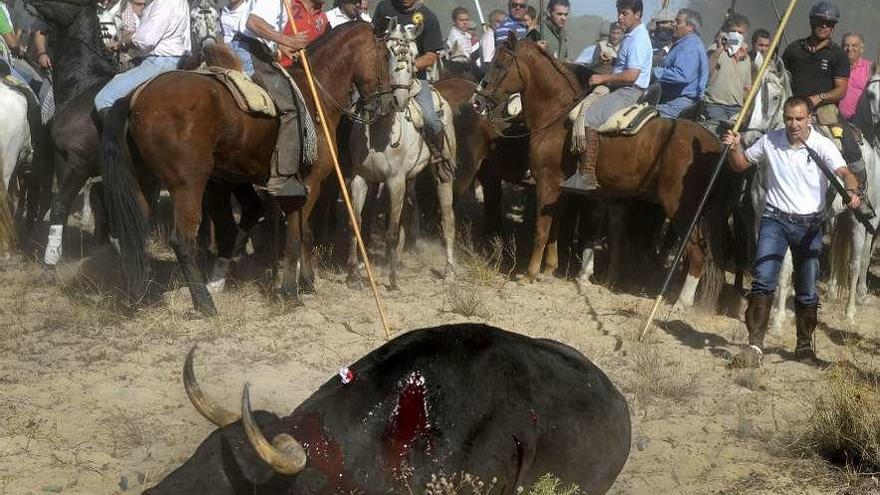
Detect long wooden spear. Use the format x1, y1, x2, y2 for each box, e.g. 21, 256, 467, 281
638, 0, 802, 342
279, 1, 392, 340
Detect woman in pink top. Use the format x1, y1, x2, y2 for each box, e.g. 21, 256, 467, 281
839, 33, 875, 120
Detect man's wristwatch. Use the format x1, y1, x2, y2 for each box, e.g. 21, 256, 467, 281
818, 92, 828, 103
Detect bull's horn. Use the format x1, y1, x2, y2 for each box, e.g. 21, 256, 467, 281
241, 383, 307, 476
183, 346, 239, 427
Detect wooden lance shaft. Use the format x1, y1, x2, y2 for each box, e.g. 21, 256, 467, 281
280, 0, 392, 341
638, 0, 801, 342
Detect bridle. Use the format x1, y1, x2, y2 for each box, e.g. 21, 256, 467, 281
473, 44, 584, 138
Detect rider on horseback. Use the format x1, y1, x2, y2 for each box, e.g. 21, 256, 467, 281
652, 8, 708, 119
238, 0, 324, 198
561, 0, 653, 195
782, 1, 867, 190
373, 0, 446, 163
93, 0, 191, 121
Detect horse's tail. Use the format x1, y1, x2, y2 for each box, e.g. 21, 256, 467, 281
696, 167, 739, 312
101, 98, 150, 304
0, 183, 15, 253
827, 213, 853, 299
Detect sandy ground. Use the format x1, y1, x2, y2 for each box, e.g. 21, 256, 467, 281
1, 204, 880, 495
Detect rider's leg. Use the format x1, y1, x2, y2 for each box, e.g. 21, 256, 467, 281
839, 122, 866, 190
657, 95, 695, 119
248, 45, 306, 198
94, 55, 182, 121
562, 86, 643, 194
415, 79, 445, 159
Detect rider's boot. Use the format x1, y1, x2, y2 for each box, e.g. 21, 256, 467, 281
426, 128, 446, 163
794, 302, 820, 364
561, 127, 600, 194
266, 111, 307, 199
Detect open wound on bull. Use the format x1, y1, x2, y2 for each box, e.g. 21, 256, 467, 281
384, 370, 434, 480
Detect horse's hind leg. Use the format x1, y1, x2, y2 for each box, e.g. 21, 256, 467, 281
204, 182, 237, 292
437, 178, 456, 277
169, 186, 217, 316
44, 162, 92, 265
845, 224, 867, 324
673, 234, 704, 312
768, 250, 792, 336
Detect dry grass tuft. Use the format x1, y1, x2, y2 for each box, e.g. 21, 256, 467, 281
456, 230, 515, 288
792, 362, 880, 473
630, 343, 700, 404
444, 283, 485, 318
732, 368, 765, 391
421, 473, 580, 495
526, 474, 583, 495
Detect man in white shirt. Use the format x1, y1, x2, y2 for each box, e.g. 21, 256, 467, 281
446, 7, 474, 59
723, 96, 861, 365
479, 9, 506, 65
94, 0, 191, 115
326, 0, 371, 29
221, 0, 254, 74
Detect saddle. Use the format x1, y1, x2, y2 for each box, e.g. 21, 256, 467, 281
595, 103, 658, 136
569, 85, 659, 153
406, 80, 446, 130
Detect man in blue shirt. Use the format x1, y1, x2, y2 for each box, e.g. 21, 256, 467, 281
562, 0, 653, 194
494, 0, 528, 46
653, 9, 708, 118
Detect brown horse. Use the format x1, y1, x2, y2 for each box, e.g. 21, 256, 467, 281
472, 35, 733, 310
102, 22, 393, 315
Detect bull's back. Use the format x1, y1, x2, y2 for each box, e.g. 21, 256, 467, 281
297, 324, 630, 494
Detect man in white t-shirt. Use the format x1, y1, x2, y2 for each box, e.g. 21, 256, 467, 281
723, 96, 861, 365
326, 0, 371, 29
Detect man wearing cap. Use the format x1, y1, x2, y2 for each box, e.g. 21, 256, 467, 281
326, 0, 371, 28
782, 1, 866, 189
562, 0, 652, 194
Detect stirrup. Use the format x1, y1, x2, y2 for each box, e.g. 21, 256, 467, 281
264, 176, 307, 198
561, 171, 598, 195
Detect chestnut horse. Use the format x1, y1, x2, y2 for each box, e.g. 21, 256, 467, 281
102, 22, 392, 315
473, 36, 733, 310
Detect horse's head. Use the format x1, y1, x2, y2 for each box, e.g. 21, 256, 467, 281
191, 0, 222, 52
742, 57, 790, 147
385, 18, 420, 109
348, 22, 394, 121
472, 32, 525, 118
865, 74, 880, 127
446, 40, 469, 63
25, 0, 95, 30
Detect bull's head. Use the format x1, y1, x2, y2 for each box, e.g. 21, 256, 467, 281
143, 348, 309, 494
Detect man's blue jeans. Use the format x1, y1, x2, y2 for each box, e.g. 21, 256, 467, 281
415, 79, 442, 136
703, 102, 741, 122
657, 95, 698, 118
229, 39, 255, 76
751, 210, 823, 307
94, 55, 182, 111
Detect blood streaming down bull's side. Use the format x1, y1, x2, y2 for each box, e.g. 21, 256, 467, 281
144, 323, 632, 494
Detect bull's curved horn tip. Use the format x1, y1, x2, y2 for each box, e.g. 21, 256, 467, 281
183, 346, 239, 427
241, 383, 307, 476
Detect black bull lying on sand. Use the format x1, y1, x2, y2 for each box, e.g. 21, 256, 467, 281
146, 324, 631, 494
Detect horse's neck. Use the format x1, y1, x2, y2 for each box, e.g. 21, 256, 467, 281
519, 52, 579, 128
51, 12, 116, 107
294, 49, 356, 127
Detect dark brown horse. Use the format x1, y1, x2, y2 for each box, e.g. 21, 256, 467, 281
472, 35, 733, 310
102, 22, 392, 315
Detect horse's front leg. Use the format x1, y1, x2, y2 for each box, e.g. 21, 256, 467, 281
437, 178, 457, 278
542, 192, 566, 278
845, 223, 867, 324
768, 250, 792, 336
169, 185, 217, 316
346, 175, 369, 289
385, 177, 407, 290
44, 161, 92, 265
527, 178, 561, 281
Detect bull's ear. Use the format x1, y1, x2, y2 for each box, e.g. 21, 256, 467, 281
220, 411, 281, 485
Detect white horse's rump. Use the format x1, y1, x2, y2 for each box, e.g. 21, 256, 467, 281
0, 82, 30, 253
347, 21, 457, 289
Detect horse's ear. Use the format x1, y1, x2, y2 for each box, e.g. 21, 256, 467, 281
507, 31, 518, 48
410, 19, 424, 40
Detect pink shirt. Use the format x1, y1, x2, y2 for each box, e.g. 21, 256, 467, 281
839, 57, 872, 120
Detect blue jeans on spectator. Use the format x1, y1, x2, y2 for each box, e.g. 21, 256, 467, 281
229, 39, 255, 76
751, 209, 824, 307
703, 102, 741, 122
94, 55, 182, 111
657, 95, 698, 118
415, 79, 442, 136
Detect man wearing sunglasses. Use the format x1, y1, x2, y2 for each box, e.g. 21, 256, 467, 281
494, 0, 528, 47
782, 1, 866, 190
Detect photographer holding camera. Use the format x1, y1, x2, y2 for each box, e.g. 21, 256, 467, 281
703, 13, 752, 122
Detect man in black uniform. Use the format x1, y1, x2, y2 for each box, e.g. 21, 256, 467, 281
782, 1, 866, 188
373, 0, 446, 160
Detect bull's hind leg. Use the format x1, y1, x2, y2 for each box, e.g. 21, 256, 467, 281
169, 186, 217, 316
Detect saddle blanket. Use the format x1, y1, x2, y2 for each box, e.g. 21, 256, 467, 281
595, 103, 657, 136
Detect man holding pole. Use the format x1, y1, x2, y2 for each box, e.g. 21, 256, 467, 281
722, 96, 861, 365
237, 0, 315, 198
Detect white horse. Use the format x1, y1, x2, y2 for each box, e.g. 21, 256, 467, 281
747, 66, 880, 329
347, 20, 457, 289
0, 79, 31, 253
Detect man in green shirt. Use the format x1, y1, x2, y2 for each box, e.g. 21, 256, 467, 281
541, 0, 569, 60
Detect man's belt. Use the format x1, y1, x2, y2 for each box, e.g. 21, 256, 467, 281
764, 205, 823, 224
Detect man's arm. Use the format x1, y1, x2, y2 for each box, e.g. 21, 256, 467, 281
245, 14, 308, 58
415, 52, 438, 71
32, 29, 51, 69
722, 130, 755, 172
589, 68, 639, 87
835, 166, 861, 208
653, 46, 698, 85
707, 46, 722, 79
810, 77, 847, 107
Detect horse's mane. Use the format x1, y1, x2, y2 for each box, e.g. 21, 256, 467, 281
851, 79, 879, 146
307, 20, 372, 56
519, 41, 587, 97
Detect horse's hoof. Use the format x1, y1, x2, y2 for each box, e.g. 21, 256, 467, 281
346, 278, 364, 290
196, 300, 219, 317
206, 278, 226, 294
299, 276, 317, 295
